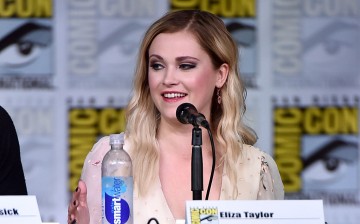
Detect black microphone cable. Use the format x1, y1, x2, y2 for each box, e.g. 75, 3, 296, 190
205, 126, 215, 200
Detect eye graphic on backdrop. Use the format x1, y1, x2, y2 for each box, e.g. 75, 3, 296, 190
323, 38, 347, 55
225, 20, 257, 87
0, 22, 52, 68
200, 214, 218, 223
302, 20, 359, 77
303, 20, 358, 56
98, 22, 146, 77
226, 21, 256, 47
302, 138, 358, 186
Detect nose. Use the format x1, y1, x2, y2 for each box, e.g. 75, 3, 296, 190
162, 68, 179, 86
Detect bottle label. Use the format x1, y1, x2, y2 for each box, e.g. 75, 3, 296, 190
102, 176, 133, 224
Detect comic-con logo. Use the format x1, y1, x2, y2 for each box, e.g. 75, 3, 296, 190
274, 105, 359, 193
191, 207, 219, 224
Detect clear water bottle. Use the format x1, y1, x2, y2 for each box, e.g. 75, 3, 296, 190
102, 133, 133, 224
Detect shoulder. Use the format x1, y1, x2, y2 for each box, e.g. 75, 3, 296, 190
0, 105, 8, 117
234, 144, 268, 176
0, 105, 19, 152
92, 135, 110, 153
243, 145, 281, 181
81, 136, 109, 173
242, 144, 264, 156
240, 144, 284, 199
239, 144, 267, 165
240, 144, 281, 178
241, 144, 277, 166
244, 145, 284, 199
0, 106, 14, 129
83, 132, 131, 167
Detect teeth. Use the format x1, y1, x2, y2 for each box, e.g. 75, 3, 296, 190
163, 93, 186, 98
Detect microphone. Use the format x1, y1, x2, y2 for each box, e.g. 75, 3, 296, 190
176, 103, 210, 129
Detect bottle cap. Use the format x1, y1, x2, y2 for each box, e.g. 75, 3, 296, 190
109, 133, 124, 145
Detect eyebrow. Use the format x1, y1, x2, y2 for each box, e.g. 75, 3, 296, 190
149, 54, 163, 60
176, 56, 200, 62
0, 22, 51, 52
149, 54, 199, 62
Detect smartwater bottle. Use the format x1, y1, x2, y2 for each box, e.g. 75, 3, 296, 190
102, 133, 133, 224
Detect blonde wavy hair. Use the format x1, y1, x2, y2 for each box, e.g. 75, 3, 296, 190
126, 10, 257, 196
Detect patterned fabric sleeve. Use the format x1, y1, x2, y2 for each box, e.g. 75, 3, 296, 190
81, 136, 110, 224
257, 152, 284, 200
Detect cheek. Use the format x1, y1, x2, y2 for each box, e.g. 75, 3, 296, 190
185, 77, 215, 106
195, 69, 217, 88
148, 75, 158, 106
148, 72, 160, 92
196, 70, 218, 99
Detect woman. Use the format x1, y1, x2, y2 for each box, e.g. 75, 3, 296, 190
68, 9, 284, 224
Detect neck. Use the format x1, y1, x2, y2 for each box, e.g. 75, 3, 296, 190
157, 119, 213, 159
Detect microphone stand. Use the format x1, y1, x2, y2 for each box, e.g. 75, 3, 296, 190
191, 125, 203, 200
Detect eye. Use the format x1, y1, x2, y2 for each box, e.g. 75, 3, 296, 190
0, 22, 51, 67
98, 22, 144, 66
150, 62, 164, 71
303, 21, 357, 57
179, 63, 196, 70
324, 157, 340, 171
323, 39, 342, 54
0, 41, 42, 66
302, 139, 358, 184
303, 156, 352, 182
200, 215, 218, 222
226, 21, 256, 47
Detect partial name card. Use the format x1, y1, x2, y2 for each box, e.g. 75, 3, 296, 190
0, 195, 42, 224
186, 200, 325, 224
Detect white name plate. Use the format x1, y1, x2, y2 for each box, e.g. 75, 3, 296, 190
186, 200, 325, 224
0, 195, 42, 224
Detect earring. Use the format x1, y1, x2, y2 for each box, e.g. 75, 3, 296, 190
217, 88, 222, 104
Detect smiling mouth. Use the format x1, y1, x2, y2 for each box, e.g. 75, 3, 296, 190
162, 93, 187, 99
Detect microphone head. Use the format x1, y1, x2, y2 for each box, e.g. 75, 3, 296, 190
176, 103, 196, 124
176, 103, 210, 128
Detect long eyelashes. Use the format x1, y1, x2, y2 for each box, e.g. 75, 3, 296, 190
149, 62, 196, 71
149, 62, 163, 70
179, 63, 196, 70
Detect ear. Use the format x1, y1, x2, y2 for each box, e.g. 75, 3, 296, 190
215, 63, 229, 88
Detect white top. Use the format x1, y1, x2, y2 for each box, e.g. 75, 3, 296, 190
81, 135, 284, 224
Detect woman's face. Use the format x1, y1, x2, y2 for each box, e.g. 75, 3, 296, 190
147, 30, 226, 124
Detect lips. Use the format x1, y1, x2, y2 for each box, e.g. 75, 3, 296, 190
162, 92, 187, 99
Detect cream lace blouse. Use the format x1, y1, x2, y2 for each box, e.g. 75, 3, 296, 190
81, 135, 284, 224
